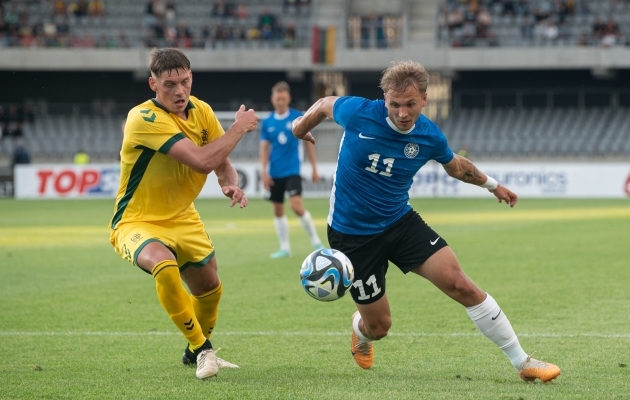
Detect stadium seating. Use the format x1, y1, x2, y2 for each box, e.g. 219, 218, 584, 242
2, 105, 629, 163
0, 111, 344, 163
440, 107, 630, 159
0, 0, 312, 48
438, 0, 630, 47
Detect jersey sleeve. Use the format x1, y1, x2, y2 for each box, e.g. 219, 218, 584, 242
202, 102, 225, 143
125, 108, 184, 154
332, 96, 370, 130
431, 123, 455, 164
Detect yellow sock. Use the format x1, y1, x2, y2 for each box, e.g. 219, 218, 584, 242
190, 280, 223, 339
152, 260, 206, 350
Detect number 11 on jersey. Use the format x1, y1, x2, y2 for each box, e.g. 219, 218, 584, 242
365, 153, 394, 177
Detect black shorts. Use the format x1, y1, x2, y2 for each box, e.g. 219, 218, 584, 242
327, 210, 448, 305
265, 175, 303, 203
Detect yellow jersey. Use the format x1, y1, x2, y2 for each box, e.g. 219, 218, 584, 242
110, 96, 224, 229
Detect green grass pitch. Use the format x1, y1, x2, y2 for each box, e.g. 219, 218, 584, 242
0, 197, 629, 399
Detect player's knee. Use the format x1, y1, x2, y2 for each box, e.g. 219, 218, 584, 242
450, 275, 480, 301
290, 204, 304, 215
364, 316, 391, 340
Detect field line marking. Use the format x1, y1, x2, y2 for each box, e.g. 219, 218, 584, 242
0, 331, 628, 338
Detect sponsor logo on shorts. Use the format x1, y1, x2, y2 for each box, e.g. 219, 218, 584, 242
130, 233, 143, 243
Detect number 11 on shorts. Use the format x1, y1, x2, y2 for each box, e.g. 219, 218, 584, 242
352, 274, 382, 301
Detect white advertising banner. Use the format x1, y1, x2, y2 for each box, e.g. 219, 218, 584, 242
14, 162, 630, 199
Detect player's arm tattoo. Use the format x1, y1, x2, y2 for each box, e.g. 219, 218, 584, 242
443, 155, 486, 185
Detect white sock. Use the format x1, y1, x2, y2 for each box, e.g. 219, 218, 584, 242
273, 215, 290, 252
352, 312, 372, 342
466, 293, 529, 370
298, 210, 322, 247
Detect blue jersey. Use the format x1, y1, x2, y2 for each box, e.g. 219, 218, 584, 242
329, 96, 454, 235
260, 108, 304, 178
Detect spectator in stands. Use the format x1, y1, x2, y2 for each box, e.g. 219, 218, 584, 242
144, 0, 165, 31
74, 149, 90, 164
236, 4, 248, 20
544, 19, 559, 41
175, 21, 193, 48
446, 6, 464, 33
11, 141, 30, 169
601, 18, 621, 47
150, 0, 166, 19
258, 7, 278, 39
456, 145, 470, 159
53, 0, 67, 16
4, 4, 18, 26
514, 0, 531, 15
57, 17, 70, 37
211, 0, 232, 18
69, 0, 89, 19
87, 0, 104, 18
246, 26, 260, 41
476, 6, 492, 39
521, 15, 534, 39
165, 1, 176, 27
502, 0, 515, 16
592, 16, 606, 41
283, 22, 295, 48
533, 2, 551, 22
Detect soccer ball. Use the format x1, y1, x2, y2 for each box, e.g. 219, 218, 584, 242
300, 248, 354, 302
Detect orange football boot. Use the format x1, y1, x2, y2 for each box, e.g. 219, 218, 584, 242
519, 352, 561, 382
351, 311, 374, 369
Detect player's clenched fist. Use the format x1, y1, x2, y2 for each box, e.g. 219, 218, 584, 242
292, 116, 315, 144
235, 104, 258, 132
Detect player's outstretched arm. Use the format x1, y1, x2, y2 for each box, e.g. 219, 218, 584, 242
167, 105, 258, 174
292, 96, 339, 144
442, 154, 518, 207
215, 158, 248, 208
304, 141, 320, 183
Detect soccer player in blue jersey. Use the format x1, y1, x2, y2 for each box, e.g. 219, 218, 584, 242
260, 81, 324, 259
292, 60, 561, 383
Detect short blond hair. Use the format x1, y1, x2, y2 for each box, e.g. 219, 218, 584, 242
379, 60, 428, 94
271, 81, 291, 94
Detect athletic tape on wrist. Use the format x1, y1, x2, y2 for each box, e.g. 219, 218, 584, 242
480, 176, 499, 191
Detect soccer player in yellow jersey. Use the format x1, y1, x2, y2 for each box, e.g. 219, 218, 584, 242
109, 48, 258, 379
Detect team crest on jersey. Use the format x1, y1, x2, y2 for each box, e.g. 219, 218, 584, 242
286, 121, 292, 131
404, 143, 419, 158
201, 129, 209, 145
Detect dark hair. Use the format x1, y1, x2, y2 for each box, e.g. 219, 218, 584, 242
149, 48, 191, 77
